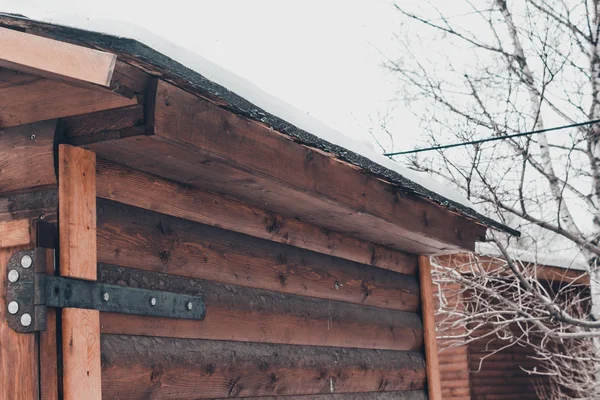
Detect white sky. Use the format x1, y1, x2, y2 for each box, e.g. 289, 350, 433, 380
2, 0, 419, 153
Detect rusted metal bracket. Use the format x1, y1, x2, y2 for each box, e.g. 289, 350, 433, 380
6, 248, 206, 333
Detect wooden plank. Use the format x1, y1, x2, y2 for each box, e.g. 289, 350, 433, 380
0, 69, 136, 129
39, 247, 59, 400
95, 159, 416, 275
0, 219, 31, 248
418, 256, 442, 400
0, 120, 57, 195
151, 80, 485, 252
100, 335, 426, 399
96, 199, 420, 312
0, 243, 39, 400
0, 27, 116, 87
0, 189, 58, 222
211, 392, 427, 400
58, 144, 101, 400
98, 264, 423, 351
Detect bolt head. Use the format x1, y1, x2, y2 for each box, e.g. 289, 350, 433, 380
102, 292, 110, 302
8, 269, 19, 283
7, 301, 19, 315
186, 301, 193, 311
149, 297, 157, 306
20, 255, 32, 269
30, 134, 36, 140
21, 313, 32, 327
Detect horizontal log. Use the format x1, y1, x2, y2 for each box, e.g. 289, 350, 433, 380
211, 393, 427, 400
0, 219, 31, 248
96, 199, 420, 312
99, 264, 422, 351
0, 27, 116, 87
84, 79, 487, 255
100, 335, 426, 399
0, 189, 58, 222
0, 68, 136, 129
95, 159, 416, 274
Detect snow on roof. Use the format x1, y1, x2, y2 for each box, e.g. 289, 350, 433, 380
476, 242, 588, 271
0, 11, 518, 236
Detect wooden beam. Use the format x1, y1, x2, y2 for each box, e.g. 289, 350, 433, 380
0, 27, 116, 87
0, 189, 58, 223
100, 335, 426, 398
99, 264, 423, 351
95, 160, 416, 275
210, 393, 427, 400
58, 145, 101, 400
0, 68, 136, 129
0, 120, 57, 195
84, 79, 486, 254
97, 199, 420, 312
418, 256, 442, 400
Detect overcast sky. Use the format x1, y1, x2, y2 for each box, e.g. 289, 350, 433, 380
3, 0, 420, 153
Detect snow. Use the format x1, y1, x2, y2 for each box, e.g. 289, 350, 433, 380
10, 11, 474, 209
476, 242, 588, 271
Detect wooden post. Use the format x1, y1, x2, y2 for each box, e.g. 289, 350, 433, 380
419, 255, 442, 400
0, 220, 38, 400
58, 144, 101, 400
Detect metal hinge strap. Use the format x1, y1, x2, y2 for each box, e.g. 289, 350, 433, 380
6, 249, 206, 333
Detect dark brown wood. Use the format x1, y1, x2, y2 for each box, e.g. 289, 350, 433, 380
62, 105, 145, 146
96, 199, 420, 312
98, 264, 423, 351
0, 120, 57, 195
96, 159, 416, 275
211, 392, 427, 400
100, 335, 426, 399
39, 247, 59, 400
83, 79, 487, 255
0, 68, 136, 129
111, 60, 152, 96
58, 145, 102, 400
0, 189, 58, 222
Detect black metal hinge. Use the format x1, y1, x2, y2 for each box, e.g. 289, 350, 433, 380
5, 248, 206, 333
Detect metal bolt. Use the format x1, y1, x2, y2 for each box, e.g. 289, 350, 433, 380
30, 134, 36, 140
39, 214, 45, 220
7, 301, 19, 315
8, 269, 19, 283
186, 301, 193, 311
21, 313, 32, 327
102, 292, 110, 302
20, 255, 32, 269
149, 297, 157, 306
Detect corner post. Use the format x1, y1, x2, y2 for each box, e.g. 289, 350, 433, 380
418, 255, 442, 400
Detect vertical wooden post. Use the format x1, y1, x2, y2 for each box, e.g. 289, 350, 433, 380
419, 255, 442, 400
59, 144, 101, 400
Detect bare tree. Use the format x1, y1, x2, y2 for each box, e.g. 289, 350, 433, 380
385, 0, 600, 397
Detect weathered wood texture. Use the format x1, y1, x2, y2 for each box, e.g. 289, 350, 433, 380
0, 189, 58, 222
0, 68, 136, 129
211, 394, 427, 400
0, 27, 116, 87
58, 145, 102, 400
40, 246, 59, 400
0, 243, 39, 400
99, 264, 423, 351
0, 219, 31, 248
84, 79, 487, 255
95, 159, 415, 274
96, 199, 420, 312
418, 256, 442, 400
0, 120, 57, 195
100, 335, 426, 399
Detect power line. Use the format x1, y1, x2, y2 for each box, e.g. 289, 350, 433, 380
383, 119, 600, 157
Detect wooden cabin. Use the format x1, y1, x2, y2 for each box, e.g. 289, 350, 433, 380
435, 254, 588, 400
0, 13, 517, 400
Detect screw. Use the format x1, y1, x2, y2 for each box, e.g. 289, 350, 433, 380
30, 134, 36, 140
21, 313, 32, 327
102, 292, 110, 302
186, 301, 193, 311
8, 269, 19, 283
149, 297, 157, 306
39, 214, 45, 220
7, 301, 19, 315
21, 255, 32, 269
